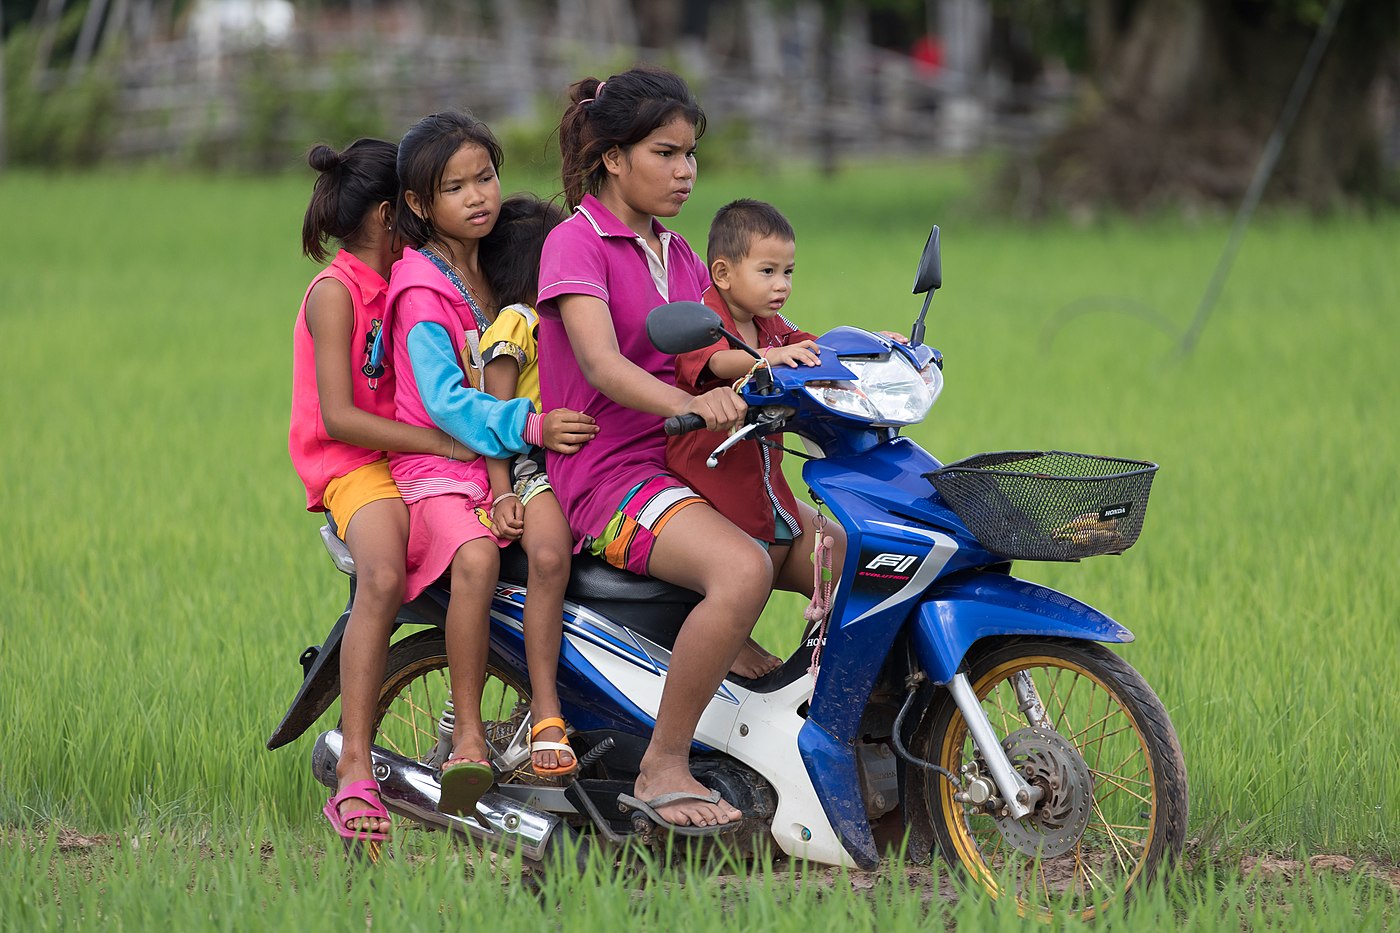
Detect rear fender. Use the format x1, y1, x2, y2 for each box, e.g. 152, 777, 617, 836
265, 592, 446, 750
911, 572, 1133, 685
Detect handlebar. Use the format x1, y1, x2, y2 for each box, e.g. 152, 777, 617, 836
663, 412, 707, 436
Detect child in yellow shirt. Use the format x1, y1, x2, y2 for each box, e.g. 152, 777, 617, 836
478, 195, 578, 777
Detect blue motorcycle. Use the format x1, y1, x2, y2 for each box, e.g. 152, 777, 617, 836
269, 226, 1186, 919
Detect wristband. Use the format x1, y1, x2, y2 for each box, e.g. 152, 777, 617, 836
492, 491, 519, 508
523, 412, 545, 447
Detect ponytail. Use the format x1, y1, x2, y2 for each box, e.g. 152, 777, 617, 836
557, 65, 705, 211
300, 138, 398, 263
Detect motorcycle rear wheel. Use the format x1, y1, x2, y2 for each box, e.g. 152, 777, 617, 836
915, 636, 1187, 921
369, 629, 538, 783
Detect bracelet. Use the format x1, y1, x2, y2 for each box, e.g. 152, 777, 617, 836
448, 439, 457, 461
492, 491, 519, 508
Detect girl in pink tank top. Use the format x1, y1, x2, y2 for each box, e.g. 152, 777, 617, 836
290, 138, 458, 846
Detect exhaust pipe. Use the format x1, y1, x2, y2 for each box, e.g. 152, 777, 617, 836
312, 730, 562, 861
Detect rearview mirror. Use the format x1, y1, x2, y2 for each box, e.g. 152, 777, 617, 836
647, 301, 725, 354
912, 225, 942, 295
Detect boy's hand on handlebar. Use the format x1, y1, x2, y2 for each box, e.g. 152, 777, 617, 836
491, 495, 525, 540
542, 408, 599, 454
878, 331, 909, 344
766, 341, 821, 368
684, 387, 747, 433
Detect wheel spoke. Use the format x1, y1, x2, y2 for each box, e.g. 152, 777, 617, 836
1043, 666, 1075, 731
1092, 760, 1150, 789
990, 683, 1017, 734
1067, 706, 1127, 746
1074, 843, 1093, 894
1091, 769, 1153, 807
1088, 799, 1136, 875
1079, 852, 1112, 892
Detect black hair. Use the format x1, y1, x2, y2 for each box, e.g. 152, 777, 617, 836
300, 138, 398, 263
479, 195, 568, 309
394, 110, 505, 249
706, 198, 796, 268
558, 64, 706, 210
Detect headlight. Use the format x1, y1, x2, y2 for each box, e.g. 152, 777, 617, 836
804, 352, 942, 426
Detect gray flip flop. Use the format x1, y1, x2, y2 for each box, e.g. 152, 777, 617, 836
616, 789, 743, 837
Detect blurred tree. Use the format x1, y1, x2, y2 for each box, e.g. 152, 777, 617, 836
1023, 0, 1400, 211
1, 1, 6, 169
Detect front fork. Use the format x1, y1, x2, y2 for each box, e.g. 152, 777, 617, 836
945, 671, 1046, 820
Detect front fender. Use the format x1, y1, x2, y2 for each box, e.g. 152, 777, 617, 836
912, 572, 1133, 684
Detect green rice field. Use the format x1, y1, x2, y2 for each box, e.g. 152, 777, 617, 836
1, 161, 1396, 928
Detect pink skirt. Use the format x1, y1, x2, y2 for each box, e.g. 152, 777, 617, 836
403, 493, 507, 600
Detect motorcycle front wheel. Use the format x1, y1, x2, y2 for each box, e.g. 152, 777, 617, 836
913, 636, 1187, 921
369, 629, 539, 783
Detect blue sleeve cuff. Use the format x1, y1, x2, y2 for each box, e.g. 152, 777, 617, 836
406, 322, 534, 458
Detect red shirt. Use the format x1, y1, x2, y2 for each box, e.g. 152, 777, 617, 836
666, 286, 817, 541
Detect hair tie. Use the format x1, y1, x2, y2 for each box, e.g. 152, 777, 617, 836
582, 80, 607, 105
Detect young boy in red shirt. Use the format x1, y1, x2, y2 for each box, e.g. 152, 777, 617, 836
667, 199, 847, 678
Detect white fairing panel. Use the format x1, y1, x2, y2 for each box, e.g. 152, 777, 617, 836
522, 598, 852, 867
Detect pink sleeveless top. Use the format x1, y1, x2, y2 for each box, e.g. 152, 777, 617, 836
288, 250, 395, 511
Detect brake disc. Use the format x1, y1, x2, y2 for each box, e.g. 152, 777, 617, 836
993, 725, 1094, 857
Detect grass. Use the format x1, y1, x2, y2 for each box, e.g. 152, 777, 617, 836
4, 824, 1395, 931
1, 160, 1397, 927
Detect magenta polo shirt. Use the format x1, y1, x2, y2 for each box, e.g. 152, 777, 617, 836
537, 194, 712, 547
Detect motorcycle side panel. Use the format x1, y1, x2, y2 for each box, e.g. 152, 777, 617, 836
491, 588, 740, 747
911, 573, 1135, 685
792, 439, 991, 867
725, 675, 854, 867
797, 719, 879, 868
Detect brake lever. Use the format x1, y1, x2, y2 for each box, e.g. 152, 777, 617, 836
706, 422, 761, 469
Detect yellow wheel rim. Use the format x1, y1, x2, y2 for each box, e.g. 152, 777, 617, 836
933, 653, 1159, 920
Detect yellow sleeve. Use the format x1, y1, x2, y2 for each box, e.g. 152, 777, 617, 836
480, 305, 535, 372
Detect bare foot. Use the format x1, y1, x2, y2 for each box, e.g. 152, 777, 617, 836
333, 762, 391, 835
729, 637, 782, 679
446, 730, 492, 767
529, 717, 576, 773
632, 763, 742, 827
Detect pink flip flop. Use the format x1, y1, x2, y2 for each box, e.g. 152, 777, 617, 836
323, 778, 391, 843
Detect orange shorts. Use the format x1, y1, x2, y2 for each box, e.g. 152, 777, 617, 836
322, 459, 402, 540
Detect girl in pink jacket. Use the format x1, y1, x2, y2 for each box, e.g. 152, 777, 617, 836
386, 111, 597, 817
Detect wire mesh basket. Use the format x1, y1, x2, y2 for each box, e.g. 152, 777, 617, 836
925, 451, 1158, 561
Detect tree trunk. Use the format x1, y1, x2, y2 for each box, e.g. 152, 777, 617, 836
1027, 0, 1399, 213
0, 0, 6, 171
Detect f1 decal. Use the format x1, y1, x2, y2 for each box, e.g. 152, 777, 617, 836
865, 553, 918, 573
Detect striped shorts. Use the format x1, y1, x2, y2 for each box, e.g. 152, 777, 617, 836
584, 475, 705, 576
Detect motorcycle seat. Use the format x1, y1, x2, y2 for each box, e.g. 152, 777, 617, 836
498, 543, 702, 606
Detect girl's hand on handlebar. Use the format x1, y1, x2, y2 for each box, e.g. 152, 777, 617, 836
878, 330, 909, 344
542, 408, 599, 454
765, 341, 821, 368
683, 387, 747, 433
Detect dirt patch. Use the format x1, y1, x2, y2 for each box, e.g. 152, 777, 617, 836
1239, 853, 1398, 890
55, 828, 112, 851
